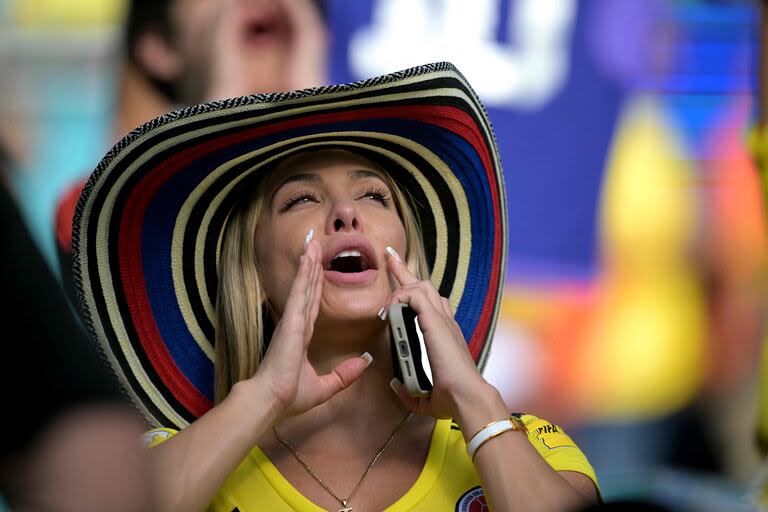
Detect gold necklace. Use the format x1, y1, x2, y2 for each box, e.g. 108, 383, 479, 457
273, 410, 414, 512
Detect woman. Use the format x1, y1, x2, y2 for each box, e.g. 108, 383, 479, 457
73, 63, 599, 511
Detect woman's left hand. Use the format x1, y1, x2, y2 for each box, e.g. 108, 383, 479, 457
382, 248, 497, 420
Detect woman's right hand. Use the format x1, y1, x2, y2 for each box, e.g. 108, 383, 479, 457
253, 238, 372, 420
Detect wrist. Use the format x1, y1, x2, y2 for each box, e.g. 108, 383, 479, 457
466, 415, 529, 461
227, 376, 283, 426
451, 382, 510, 443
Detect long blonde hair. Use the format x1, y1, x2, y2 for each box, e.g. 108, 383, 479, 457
214, 152, 429, 403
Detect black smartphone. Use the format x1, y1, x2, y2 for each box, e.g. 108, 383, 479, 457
388, 303, 433, 397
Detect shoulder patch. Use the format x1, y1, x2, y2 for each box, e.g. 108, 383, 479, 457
531, 423, 576, 450
516, 414, 578, 451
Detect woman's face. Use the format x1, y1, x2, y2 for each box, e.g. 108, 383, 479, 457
255, 150, 407, 323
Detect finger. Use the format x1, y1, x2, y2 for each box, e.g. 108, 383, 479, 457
385, 246, 419, 287
386, 286, 442, 323
283, 254, 312, 320
315, 355, 372, 402
302, 245, 322, 336
303, 239, 320, 304
309, 263, 323, 321
389, 378, 423, 413
305, 259, 323, 338
304, 251, 318, 309
415, 281, 447, 315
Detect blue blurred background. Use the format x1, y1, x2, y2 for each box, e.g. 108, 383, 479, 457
0, 0, 764, 510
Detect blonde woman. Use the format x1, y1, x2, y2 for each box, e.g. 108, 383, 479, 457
73, 63, 600, 512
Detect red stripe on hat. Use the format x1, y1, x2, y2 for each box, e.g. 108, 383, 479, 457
402, 108, 501, 359
119, 169, 213, 418
118, 103, 500, 414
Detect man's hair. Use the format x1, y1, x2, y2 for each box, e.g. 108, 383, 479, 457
123, 0, 178, 103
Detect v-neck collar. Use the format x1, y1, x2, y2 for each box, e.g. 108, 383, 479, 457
248, 418, 452, 511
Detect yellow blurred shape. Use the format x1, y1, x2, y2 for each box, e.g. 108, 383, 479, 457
580, 95, 706, 420
580, 275, 706, 418
600, 95, 696, 272
10, 0, 126, 27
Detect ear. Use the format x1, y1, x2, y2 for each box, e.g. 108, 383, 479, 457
134, 30, 183, 82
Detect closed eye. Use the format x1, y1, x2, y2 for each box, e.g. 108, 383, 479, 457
279, 191, 319, 212
359, 187, 390, 207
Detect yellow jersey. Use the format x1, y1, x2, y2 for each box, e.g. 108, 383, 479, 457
145, 413, 599, 511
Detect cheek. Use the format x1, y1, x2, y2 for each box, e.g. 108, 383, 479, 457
254, 223, 300, 312
254, 229, 282, 296
381, 213, 407, 252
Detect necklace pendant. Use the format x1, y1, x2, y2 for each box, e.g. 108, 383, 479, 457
339, 499, 352, 512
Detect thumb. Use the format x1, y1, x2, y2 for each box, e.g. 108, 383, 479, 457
316, 353, 373, 401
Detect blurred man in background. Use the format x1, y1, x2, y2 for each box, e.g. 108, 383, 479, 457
54, 0, 328, 295
0, 138, 153, 511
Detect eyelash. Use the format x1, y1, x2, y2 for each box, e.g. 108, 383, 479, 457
279, 186, 391, 211
360, 186, 391, 207
280, 191, 319, 212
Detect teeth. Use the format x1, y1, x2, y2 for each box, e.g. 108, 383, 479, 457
334, 250, 361, 259
327, 250, 368, 271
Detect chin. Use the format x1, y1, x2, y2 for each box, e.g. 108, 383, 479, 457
325, 288, 387, 311
313, 311, 385, 348
317, 299, 382, 326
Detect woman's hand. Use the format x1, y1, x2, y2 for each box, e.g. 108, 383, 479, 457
382, 248, 498, 420
254, 239, 371, 421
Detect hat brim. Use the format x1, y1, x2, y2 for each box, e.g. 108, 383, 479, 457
73, 62, 507, 429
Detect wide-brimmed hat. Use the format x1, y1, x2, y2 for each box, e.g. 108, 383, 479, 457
73, 62, 507, 429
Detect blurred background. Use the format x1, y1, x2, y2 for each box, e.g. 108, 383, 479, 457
0, 0, 764, 510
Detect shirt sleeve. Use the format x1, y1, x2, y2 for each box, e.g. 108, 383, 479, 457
518, 414, 600, 493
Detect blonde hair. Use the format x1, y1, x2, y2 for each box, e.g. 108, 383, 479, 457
214, 155, 429, 403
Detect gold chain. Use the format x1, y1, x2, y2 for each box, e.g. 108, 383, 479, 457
273, 410, 414, 512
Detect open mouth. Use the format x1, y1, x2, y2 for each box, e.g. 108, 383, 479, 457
326, 250, 372, 274
243, 20, 277, 44
246, 20, 272, 36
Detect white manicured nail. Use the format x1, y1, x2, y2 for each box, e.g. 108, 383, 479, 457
389, 378, 399, 394
386, 246, 402, 262
304, 229, 314, 249
377, 307, 387, 321
361, 352, 373, 367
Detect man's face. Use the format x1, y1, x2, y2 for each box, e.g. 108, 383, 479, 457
167, 0, 325, 103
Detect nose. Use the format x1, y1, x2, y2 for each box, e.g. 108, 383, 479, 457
326, 199, 360, 233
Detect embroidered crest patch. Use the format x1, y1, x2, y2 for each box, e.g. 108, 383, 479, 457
455, 486, 489, 512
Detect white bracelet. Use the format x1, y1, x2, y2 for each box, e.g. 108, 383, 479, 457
466, 417, 527, 460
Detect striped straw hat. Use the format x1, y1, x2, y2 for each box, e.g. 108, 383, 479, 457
73, 62, 507, 429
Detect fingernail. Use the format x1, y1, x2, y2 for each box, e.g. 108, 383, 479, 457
361, 352, 373, 367
377, 307, 387, 321
386, 246, 402, 263
304, 228, 314, 250
389, 378, 399, 394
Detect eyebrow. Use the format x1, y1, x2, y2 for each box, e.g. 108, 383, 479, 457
349, 169, 386, 181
